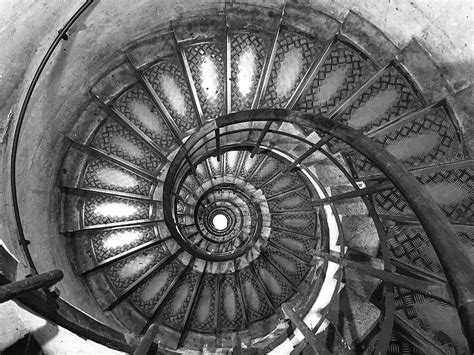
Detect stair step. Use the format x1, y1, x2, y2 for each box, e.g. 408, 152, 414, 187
340, 11, 398, 67
327, 185, 368, 216
342, 248, 383, 301
326, 287, 381, 347
339, 216, 380, 256
315, 162, 352, 187
60, 5, 474, 351
396, 39, 452, 101
447, 85, 474, 155
300, 324, 351, 355
90, 63, 137, 104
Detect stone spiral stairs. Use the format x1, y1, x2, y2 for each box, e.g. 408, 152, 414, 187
54, 2, 473, 354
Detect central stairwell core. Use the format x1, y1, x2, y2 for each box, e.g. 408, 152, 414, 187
212, 214, 228, 230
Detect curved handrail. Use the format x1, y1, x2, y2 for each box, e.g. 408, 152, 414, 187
165, 108, 474, 348
166, 127, 344, 351
9, 0, 94, 274
5, 0, 136, 352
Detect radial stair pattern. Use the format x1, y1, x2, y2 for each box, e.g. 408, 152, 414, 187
58, 3, 473, 354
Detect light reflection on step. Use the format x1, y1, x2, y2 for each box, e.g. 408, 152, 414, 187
426, 182, 470, 206
130, 100, 164, 135
280, 237, 305, 253
96, 167, 139, 189
313, 65, 351, 105
259, 268, 282, 296
196, 286, 211, 323
273, 254, 297, 273
276, 47, 303, 98
237, 47, 257, 98
386, 131, 441, 161
244, 280, 261, 311
349, 89, 398, 129
102, 230, 143, 249
111, 136, 146, 159
159, 74, 187, 117
171, 283, 190, 311
142, 270, 170, 302
94, 202, 138, 218
201, 56, 220, 102
282, 217, 310, 228
269, 176, 293, 192
224, 285, 237, 320
119, 253, 154, 280
279, 196, 305, 209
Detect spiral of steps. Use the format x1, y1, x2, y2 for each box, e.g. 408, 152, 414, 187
56, 2, 473, 353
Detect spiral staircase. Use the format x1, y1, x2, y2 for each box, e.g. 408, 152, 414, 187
2, 1, 473, 354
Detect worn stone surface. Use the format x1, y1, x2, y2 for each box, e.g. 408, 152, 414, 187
328, 184, 369, 216
326, 287, 381, 346
314, 159, 352, 187
448, 85, 474, 157
341, 10, 399, 67
397, 39, 453, 101
340, 215, 380, 256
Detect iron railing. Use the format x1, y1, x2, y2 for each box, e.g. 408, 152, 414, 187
5, 0, 136, 352
164, 108, 474, 352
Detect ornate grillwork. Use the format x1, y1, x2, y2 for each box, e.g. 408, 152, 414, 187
296, 40, 377, 114
104, 245, 168, 295
339, 66, 425, 131
114, 84, 176, 150
230, 31, 267, 112
91, 118, 162, 171
82, 158, 153, 195
144, 59, 198, 133
374, 167, 473, 224
189, 274, 218, 332
91, 226, 158, 262
218, 273, 245, 330
129, 259, 183, 317
349, 103, 465, 177
184, 42, 226, 119
262, 30, 319, 108
83, 196, 151, 226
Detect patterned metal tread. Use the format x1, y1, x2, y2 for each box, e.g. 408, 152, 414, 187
82, 158, 153, 195
91, 117, 162, 172
295, 39, 377, 115
83, 195, 151, 226
114, 84, 176, 151
339, 66, 425, 132
184, 42, 226, 120
349, 103, 465, 177
91, 225, 158, 262
143, 59, 199, 133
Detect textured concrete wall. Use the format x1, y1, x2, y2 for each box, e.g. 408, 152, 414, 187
0, 0, 472, 349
